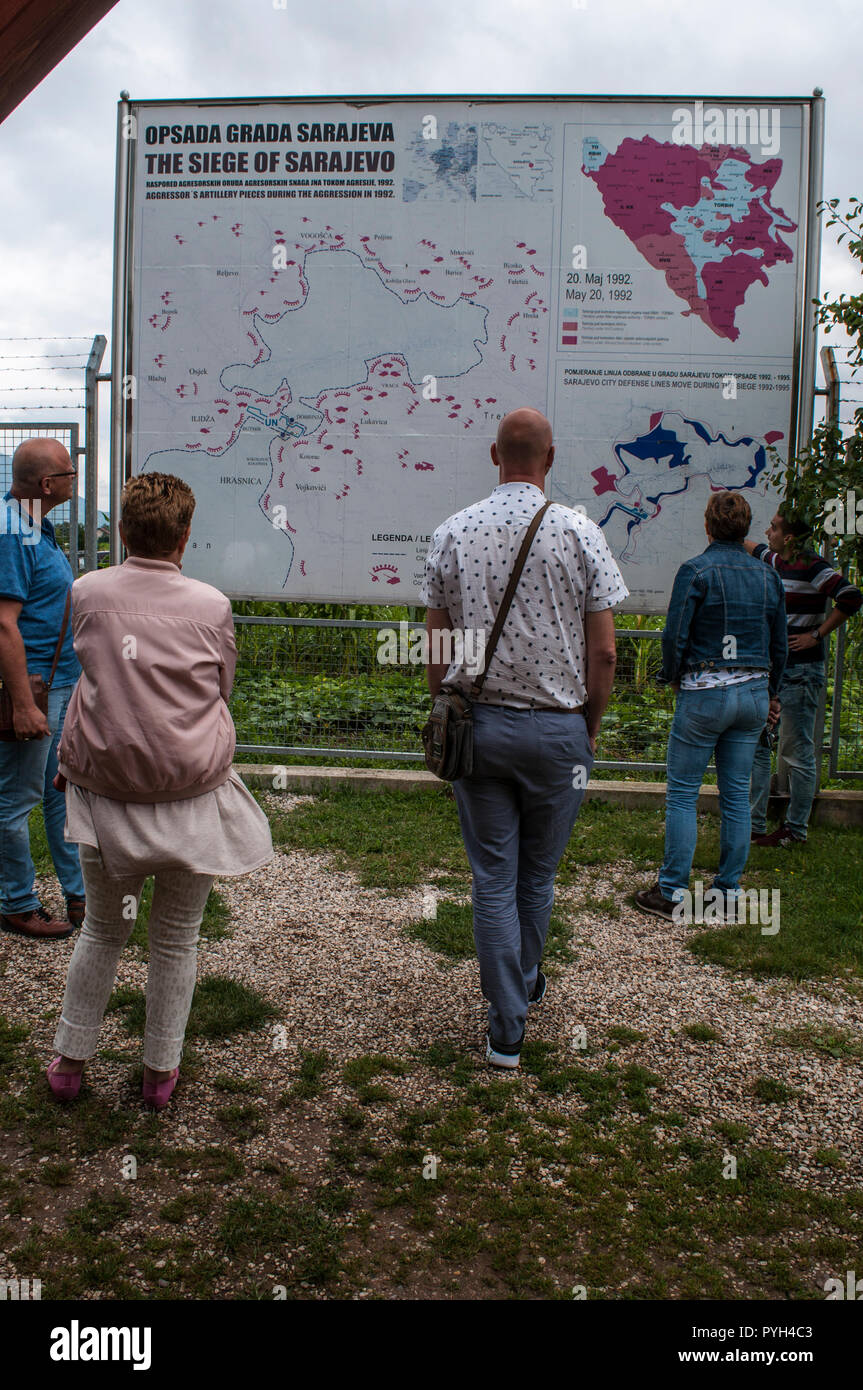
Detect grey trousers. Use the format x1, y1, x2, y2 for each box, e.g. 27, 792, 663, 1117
54, 844, 214, 1071
453, 705, 593, 1047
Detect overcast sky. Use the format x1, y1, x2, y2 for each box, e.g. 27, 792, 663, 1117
0, 0, 860, 495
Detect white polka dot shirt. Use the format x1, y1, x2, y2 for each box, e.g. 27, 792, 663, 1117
421, 482, 629, 709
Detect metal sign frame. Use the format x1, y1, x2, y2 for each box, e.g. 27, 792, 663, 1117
110, 90, 825, 603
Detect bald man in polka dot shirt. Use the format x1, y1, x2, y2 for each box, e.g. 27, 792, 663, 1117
422, 408, 628, 1069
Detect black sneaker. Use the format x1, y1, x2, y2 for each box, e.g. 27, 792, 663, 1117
633, 883, 679, 922
529, 970, 547, 1005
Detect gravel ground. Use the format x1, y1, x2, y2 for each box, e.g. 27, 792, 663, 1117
3, 789, 861, 1201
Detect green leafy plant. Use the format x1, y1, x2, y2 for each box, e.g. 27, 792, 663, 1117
768, 197, 863, 573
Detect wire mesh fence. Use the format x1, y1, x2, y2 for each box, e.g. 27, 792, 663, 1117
230, 613, 863, 778
230, 616, 676, 769
0, 422, 82, 572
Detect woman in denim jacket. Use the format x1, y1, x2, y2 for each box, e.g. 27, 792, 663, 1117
635, 491, 787, 922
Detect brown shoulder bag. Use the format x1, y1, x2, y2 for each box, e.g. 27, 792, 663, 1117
0, 590, 72, 741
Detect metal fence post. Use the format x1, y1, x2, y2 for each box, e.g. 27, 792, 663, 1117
84, 335, 107, 572
813, 346, 841, 790
829, 621, 846, 778
68, 423, 79, 575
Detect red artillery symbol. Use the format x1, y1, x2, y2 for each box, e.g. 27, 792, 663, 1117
371, 564, 399, 584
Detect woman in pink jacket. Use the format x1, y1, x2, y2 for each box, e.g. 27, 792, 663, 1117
46, 472, 273, 1109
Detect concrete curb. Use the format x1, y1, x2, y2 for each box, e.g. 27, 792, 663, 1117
237, 765, 863, 827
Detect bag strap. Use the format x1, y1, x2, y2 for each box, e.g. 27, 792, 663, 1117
46, 590, 72, 691
468, 500, 552, 700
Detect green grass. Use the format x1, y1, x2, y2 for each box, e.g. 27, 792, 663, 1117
404, 900, 575, 964
1, 1003, 862, 1300
518, 1040, 663, 1117
160, 1191, 214, 1224
771, 1024, 863, 1059
107, 975, 277, 1040
66, 1189, 131, 1235
815, 1147, 847, 1170
751, 1076, 801, 1105
713, 1119, 749, 1143
160, 1146, 244, 1183
342, 1054, 407, 1086
268, 783, 467, 890
218, 1191, 347, 1285
271, 787, 863, 984
212, 1074, 262, 1096
281, 1049, 332, 1102
33, 781, 863, 985
686, 821, 863, 981
682, 1023, 721, 1042
0, 1017, 29, 1074
5, 783, 863, 1300
607, 1026, 647, 1045
215, 1103, 269, 1138
39, 1160, 75, 1188
334, 1054, 863, 1300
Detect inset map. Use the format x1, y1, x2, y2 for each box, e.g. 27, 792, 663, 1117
594, 407, 782, 560
403, 122, 477, 202
480, 121, 554, 200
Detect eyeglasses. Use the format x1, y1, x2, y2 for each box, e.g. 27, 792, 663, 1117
42, 470, 78, 479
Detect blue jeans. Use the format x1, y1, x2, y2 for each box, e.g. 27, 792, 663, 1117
453, 705, 593, 1048
750, 662, 824, 840
659, 679, 768, 900
0, 683, 84, 915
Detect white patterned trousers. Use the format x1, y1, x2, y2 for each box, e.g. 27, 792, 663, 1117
54, 844, 214, 1071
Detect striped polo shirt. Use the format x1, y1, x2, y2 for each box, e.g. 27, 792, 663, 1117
752, 543, 862, 666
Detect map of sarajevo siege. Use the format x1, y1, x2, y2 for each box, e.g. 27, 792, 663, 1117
128, 99, 810, 610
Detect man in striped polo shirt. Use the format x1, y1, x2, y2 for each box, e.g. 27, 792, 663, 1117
745, 510, 861, 845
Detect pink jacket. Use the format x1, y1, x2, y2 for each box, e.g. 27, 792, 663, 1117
58, 557, 237, 803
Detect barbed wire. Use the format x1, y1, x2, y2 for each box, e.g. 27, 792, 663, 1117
0, 366, 86, 373
0, 353, 89, 360
0, 406, 85, 412
0, 336, 93, 342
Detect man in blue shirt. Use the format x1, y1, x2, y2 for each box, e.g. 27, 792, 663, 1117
0, 438, 85, 939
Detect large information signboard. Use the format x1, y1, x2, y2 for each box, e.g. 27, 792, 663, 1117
115, 95, 821, 610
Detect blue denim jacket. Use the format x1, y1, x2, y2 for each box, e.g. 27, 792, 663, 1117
660, 541, 788, 697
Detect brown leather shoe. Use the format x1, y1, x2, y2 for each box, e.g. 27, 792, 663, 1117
65, 898, 86, 929
751, 823, 805, 848
1, 908, 74, 940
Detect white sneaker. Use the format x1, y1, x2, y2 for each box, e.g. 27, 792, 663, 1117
485, 1034, 521, 1069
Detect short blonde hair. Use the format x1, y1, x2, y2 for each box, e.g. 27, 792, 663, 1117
121, 473, 195, 557
705, 490, 751, 543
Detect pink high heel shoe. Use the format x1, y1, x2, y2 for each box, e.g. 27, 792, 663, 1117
46, 1056, 83, 1100
142, 1067, 179, 1110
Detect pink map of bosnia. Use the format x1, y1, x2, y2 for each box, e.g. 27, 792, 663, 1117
582, 136, 797, 341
